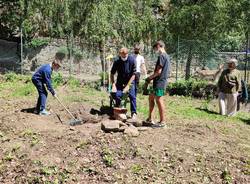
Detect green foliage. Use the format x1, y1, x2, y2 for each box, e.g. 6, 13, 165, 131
131, 164, 143, 175
167, 79, 208, 97
221, 168, 232, 184
4, 73, 18, 82
67, 77, 81, 88
52, 73, 64, 87
26, 38, 49, 49
101, 148, 114, 167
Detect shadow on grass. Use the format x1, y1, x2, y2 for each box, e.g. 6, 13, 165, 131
238, 118, 250, 125
196, 108, 219, 115
21, 107, 37, 114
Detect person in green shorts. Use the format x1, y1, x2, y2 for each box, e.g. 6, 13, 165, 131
144, 40, 171, 128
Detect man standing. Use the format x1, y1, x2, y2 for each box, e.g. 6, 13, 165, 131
133, 45, 147, 87
111, 48, 137, 119
32, 57, 61, 115
218, 58, 241, 116
144, 40, 171, 127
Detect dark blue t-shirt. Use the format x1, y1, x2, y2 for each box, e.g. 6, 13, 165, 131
111, 55, 136, 89
153, 53, 171, 89
32, 64, 55, 95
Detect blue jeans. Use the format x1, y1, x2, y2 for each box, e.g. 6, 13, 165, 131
115, 83, 137, 114
32, 79, 48, 111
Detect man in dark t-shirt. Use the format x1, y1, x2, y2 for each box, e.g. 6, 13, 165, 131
111, 48, 137, 118
144, 40, 170, 127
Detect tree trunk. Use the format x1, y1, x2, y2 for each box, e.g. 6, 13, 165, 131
185, 46, 193, 80
99, 41, 105, 72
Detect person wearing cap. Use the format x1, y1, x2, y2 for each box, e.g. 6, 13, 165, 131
111, 47, 137, 119
32, 56, 61, 115
217, 58, 241, 116
133, 45, 147, 87
144, 40, 171, 128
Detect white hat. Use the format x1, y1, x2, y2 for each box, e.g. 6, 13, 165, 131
227, 58, 238, 66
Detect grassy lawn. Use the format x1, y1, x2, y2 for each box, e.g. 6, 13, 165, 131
1, 73, 250, 125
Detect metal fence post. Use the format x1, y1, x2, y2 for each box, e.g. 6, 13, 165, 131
176, 35, 179, 81
20, 26, 23, 74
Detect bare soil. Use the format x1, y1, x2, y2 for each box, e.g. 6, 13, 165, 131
0, 96, 249, 184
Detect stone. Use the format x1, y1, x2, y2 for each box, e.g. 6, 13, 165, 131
124, 125, 140, 137
101, 120, 122, 133
113, 113, 127, 122
119, 125, 128, 132
137, 127, 149, 131
126, 118, 143, 127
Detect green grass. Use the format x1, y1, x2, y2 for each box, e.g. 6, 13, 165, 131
1, 74, 250, 125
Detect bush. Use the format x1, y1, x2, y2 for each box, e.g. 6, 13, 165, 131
52, 73, 64, 87
67, 77, 81, 88
4, 72, 18, 82
167, 79, 210, 98
26, 38, 49, 49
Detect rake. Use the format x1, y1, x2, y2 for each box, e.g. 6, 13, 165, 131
55, 96, 82, 126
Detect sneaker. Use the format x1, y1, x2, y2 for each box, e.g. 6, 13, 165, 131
142, 118, 155, 126
39, 109, 51, 116
151, 122, 166, 128
131, 113, 137, 120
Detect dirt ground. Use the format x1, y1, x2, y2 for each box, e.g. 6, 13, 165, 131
0, 94, 250, 184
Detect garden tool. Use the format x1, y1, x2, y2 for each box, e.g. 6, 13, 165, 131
55, 95, 82, 126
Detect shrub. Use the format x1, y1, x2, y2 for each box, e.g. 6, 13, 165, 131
67, 76, 81, 88
4, 72, 18, 82
167, 79, 210, 98
52, 73, 64, 87
26, 38, 49, 49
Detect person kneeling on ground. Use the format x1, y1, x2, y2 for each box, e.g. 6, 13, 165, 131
144, 40, 171, 128
111, 47, 137, 119
218, 58, 241, 116
32, 57, 61, 115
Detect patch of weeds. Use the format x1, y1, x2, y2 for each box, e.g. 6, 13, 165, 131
12, 82, 35, 97
76, 140, 89, 150
21, 128, 35, 137
11, 143, 21, 153
4, 72, 18, 82
40, 165, 58, 176
3, 152, 14, 161
68, 76, 81, 88
131, 164, 143, 175
0, 161, 6, 175
53, 72, 64, 87
101, 148, 114, 167
32, 160, 43, 166
31, 135, 39, 147
221, 168, 232, 184
21, 129, 39, 147
243, 160, 250, 175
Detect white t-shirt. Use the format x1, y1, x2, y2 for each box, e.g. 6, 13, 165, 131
134, 54, 145, 73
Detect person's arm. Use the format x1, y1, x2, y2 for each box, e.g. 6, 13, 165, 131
111, 60, 117, 92
141, 63, 147, 77
146, 66, 162, 83
236, 71, 242, 92
123, 58, 136, 93
146, 55, 164, 83
44, 71, 56, 96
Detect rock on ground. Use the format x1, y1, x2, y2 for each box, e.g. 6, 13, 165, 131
101, 120, 124, 133
124, 125, 140, 137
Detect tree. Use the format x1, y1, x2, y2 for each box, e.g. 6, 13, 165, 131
167, 0, 227, 80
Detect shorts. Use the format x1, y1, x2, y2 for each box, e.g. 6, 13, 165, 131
148, 87, 165, 97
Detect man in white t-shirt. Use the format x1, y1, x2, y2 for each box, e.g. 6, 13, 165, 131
133, 45, 147, 87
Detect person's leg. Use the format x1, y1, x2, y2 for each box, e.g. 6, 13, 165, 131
227, 93, 238, 116
148, 94, 155, 120
40, 84, 48, 111
218, 92, 226, 115
32, 79, 42, 112
128, 84, 137, 115
156, 96, 165, 122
